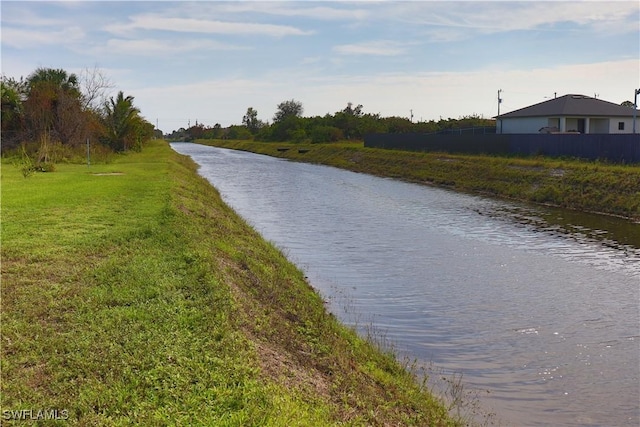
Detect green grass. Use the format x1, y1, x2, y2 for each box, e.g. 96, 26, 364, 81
1, 140, 456, 426
200, 139, 640, 222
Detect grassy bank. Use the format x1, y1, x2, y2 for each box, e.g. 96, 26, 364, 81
199, 140, 640, 222
1, 140, 456, 426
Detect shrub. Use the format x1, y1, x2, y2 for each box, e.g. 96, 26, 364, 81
288, 128, 308, 143
14, 145, 36, 178
35, 162, 56, 172
226, 125, 253, 140
310, 126, 343, 143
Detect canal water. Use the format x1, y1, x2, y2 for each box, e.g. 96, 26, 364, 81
171, 143, 639, 426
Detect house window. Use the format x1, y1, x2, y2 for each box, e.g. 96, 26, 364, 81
618, 122, 625, 130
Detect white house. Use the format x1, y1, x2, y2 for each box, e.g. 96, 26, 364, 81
495, 94, 639, 134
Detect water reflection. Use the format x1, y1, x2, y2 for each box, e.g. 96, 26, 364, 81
172, 143, 639, 427
475, 204, 640, 277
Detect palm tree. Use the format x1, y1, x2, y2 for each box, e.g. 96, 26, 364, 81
103, 91, 141, 151
23, 67, 83, 144
26, 67, 79, 95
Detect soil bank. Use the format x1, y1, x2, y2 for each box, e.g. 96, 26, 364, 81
198, 139, 640, 222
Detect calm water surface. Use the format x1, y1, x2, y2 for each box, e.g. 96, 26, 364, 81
172, 143, 639, 426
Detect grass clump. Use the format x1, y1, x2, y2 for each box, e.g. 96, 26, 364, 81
2, 140, 457, 425
201, 139, 640, 222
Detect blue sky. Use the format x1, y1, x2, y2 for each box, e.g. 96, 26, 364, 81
2, 1, 639, 132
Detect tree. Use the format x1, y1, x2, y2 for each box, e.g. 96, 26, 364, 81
333, 102, 365, 139
264, 99, 305, 142
203, 123, 224, 139
26, 67, 80, 94
79, 66, 115, 112
129, 116, 155, 151
1, 77, 25, 149
186, 123, 206, 140
1, 67, 155, 160
273, 99, 303, 123
227, 125, 253, 140
23, 67, 85, 146
242, 107, 263, 134
310, 125, 343, 143
103, 91, 142, 151
52, 86, 90, 148
343, 102, 363, 118
621, 100, 635, 108
382, 116, 413, 133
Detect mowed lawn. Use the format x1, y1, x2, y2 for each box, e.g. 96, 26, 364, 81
1, 141, 455, 426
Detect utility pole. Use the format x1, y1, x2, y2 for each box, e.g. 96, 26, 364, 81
634, 88, 640, 134
497, 89, 503, 134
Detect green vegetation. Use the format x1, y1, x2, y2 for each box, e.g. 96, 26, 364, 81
1, 67, 157, 166
198, 140, 640, 222
165, 101, 494, 143
2, 140, 457, 426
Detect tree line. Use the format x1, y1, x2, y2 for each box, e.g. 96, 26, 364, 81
1, 67, 156, 170
166, 99, 496, 143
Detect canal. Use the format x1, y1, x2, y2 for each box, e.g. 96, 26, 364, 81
171, 143, 639, 426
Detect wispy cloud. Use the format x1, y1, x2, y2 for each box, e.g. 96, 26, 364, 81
105, 15, 314, 37
381, 1, 640, 42
94, 38, 251, 57
130, 58, 639, 128
1, 1, 637, 132
270, 4, 369, 21
1, 26, 85, 49
333, 40, 409, 56
201, 2, 371, 21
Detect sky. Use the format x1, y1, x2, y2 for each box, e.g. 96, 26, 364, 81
1, 1, 639, 133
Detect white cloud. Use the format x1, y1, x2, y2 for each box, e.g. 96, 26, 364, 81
1, 26, 85, 49
208, 1, 637, 35
0, 5, 66, 27
2, 1, 637, 133
333, 40, 409, 56
311, 59, 639, 116
132, 59, 639, 131
301, 56, 324, 65
204, 2, 371, 21
382, 1, 640, 42
130, 77, 278, 128
95, 38, 250, 57
105, 15, 314, 37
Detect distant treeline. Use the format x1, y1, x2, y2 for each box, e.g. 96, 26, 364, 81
165, 100, 495, 143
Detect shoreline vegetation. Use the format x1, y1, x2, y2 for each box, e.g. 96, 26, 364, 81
1, 140, 466, 425
197, 139, 640, 223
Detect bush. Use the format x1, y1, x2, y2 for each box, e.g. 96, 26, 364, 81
226, 125, 253, 140
310, 126, 343, 143
288, 128, 308, 143
35, 162, 56, 172
14, 145, 36, 178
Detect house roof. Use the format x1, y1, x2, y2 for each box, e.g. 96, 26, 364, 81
497, 94, 638, 118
